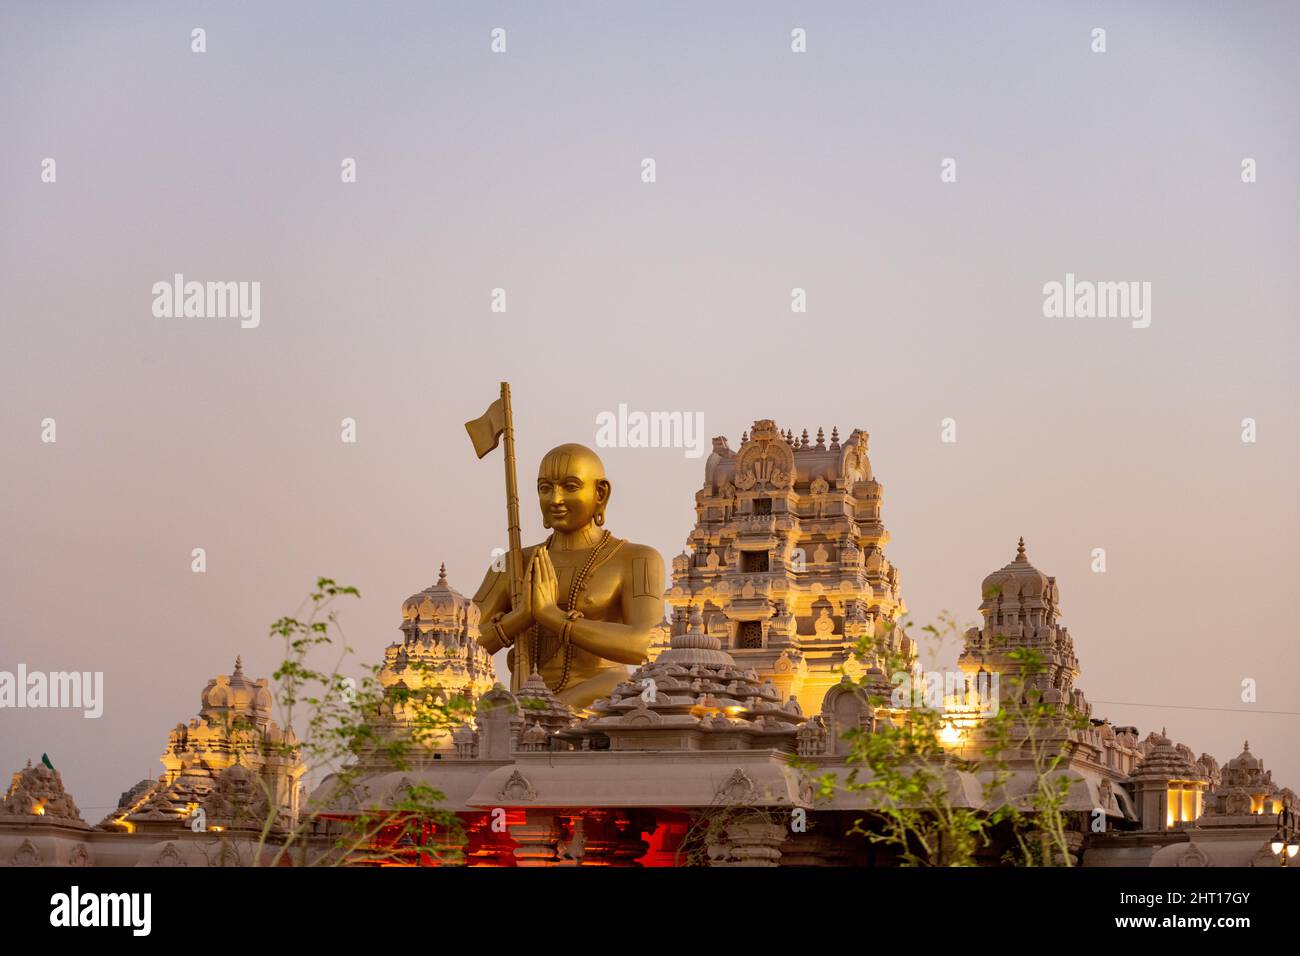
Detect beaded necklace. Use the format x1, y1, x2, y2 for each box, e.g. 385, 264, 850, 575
528, 529, 615, 693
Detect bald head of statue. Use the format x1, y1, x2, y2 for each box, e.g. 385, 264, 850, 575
536, 443, 611, 533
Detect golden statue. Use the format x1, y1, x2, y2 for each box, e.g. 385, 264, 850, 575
466, 386, 665, 709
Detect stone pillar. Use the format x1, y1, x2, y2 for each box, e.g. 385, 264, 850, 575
1131, 777, 1170, 832
706, 812, 785, 867
509, 813, 566, 867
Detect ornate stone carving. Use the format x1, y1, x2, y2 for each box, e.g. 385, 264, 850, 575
813, 607, 835, 637
153, 842, 186, 867
386, 565, 497, 734
200, 761, 277, 830
1250, 844, 1280, 868
667, 418, 908, 715
101, 659, 304, 833
500, 770, 538, 802
1176, 843, 1209, 867
734, 420, 796, 492
2, 760, 88, 827
706, 810, 785, 867
716, 768, 759, 803
11, 839, 41, 867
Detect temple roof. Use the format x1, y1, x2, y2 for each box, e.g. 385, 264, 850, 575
981, 537, 1055, 604
199, 656, 273, 723
1131, 729, 1205, 782
1225, 740, 1261, 772
565, 603, 803, 749
401, 563, 478, 627
0, 759, 89, 828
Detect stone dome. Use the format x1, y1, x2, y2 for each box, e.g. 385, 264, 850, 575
401, 563, 479, 632
981, 537, 1053, 602
660, 604, 734, 668
199, 657, 273, 721
380, 565, 497, 723
521, 722, 548, 746
1133, 729, 1204, 781
1225, 741, 1261, 772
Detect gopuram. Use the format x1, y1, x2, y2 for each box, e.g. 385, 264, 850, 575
2, 387, 1296, 867
664, 418, 909, 715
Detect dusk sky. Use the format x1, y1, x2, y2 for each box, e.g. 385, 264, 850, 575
2, 1, 1296, 819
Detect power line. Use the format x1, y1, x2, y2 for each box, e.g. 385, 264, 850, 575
1090, 699, 1300, 717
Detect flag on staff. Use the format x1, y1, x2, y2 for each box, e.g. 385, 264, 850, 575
466, 383, 526, 691
465, 397, 507, 458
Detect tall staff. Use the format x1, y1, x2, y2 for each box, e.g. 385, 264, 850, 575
499, 382, 527, 690
465, 381, 528, 691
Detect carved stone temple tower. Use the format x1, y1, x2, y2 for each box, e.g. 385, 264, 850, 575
384, 564, 497, 707
101, 658, 304, 836
957, 537, 1085, 711
665, 419, 910, 714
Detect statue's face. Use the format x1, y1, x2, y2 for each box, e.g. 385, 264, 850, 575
537, 444, 609, 532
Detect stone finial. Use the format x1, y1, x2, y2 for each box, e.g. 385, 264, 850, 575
233, 655, 243, 674
437, 562, 447, 585
1016, 537, 1026, 561
801, 429, 809, 448
741, 430, 748, 443
829, 426, 840, 449
815, 427, 825, 449
688, 602, 704, 630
